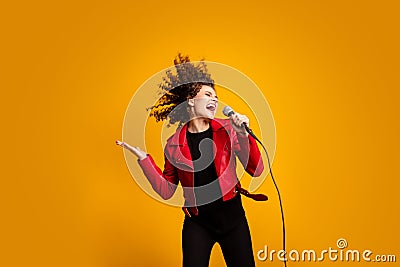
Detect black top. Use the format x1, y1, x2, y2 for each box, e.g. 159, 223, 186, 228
186, 125, 245, 234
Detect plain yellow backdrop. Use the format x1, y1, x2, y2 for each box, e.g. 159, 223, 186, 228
1, 0, 399, 266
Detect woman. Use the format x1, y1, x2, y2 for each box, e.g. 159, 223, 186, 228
116, 54, 265, 267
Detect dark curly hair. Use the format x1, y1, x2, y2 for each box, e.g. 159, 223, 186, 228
147, 53, 215, 128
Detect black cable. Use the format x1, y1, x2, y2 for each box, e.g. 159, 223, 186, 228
247, 129, 287, 267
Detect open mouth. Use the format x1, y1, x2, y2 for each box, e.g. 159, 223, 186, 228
206, 103, 216, 111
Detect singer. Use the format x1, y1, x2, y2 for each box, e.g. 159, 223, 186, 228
116, 54, 265, 267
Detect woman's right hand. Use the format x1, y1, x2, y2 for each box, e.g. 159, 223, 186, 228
116, 140, 147, 160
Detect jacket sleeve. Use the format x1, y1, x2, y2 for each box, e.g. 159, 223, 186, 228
137, 152, 179, 200
233, 133, 264, 177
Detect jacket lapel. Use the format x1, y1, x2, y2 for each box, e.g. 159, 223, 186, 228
210, 119, 230, 177
169, 123, 194, 170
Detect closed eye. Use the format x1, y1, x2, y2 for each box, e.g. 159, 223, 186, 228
205, 92, 218, 100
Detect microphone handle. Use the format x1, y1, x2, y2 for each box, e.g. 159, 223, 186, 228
228, 110, 258, 139
242, 123, 258, 140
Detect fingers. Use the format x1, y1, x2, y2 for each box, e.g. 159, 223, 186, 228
230, 113, 249, 128
116, 140, 127, 148
116, 140, 142, 152
116, 140, 131, 150
116, 140, 147, 160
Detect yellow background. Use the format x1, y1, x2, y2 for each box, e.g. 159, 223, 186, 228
1, 0, 399, 266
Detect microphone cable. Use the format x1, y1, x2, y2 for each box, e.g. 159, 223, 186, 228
246, 127, 287, 267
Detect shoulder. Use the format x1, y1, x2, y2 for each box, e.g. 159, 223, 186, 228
166, 133, 175, 143
165, 125, 185, 145
166, 130, 178, 144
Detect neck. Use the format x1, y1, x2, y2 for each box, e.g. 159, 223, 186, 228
187, 118, 211, 133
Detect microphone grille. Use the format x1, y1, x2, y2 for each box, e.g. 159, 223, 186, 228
222, 106, 234, 117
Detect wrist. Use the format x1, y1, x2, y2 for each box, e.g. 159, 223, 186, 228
138, 154, 148, 161
137, 154, 148, 162
237, 131, 249, 137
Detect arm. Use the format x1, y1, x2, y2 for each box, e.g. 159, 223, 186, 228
137, 153, 179, 200
233, 132, 264, 177
116, 140, 179, 200
227, 114, 264, 177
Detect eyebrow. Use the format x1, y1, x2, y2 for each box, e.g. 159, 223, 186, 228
206, 90, 218, 99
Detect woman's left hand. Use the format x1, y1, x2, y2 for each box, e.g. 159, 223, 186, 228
229, 113, 249, 136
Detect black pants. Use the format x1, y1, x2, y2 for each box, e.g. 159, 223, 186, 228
182, 215, 256, 267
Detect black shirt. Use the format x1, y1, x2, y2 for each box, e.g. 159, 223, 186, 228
186, 126, 245, 234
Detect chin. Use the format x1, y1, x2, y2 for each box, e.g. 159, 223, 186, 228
206, 113, 215, 120
206, 110, 216, 119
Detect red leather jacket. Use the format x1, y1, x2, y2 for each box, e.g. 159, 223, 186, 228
138, 118, 264, 216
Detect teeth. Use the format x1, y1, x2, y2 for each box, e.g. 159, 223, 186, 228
206, 103, 215, 108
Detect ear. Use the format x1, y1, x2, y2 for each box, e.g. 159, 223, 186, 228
187, 98, 195, 107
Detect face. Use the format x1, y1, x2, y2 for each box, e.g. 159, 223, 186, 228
188, 85, 219, 120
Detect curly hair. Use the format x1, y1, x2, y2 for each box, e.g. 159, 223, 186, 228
147, 53, 215, 128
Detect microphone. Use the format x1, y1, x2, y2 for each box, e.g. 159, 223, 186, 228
222, 106, 256, 139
